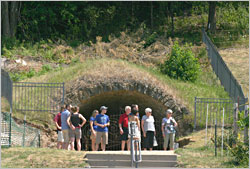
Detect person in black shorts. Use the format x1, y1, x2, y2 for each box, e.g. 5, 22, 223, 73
118, 106, 131, 151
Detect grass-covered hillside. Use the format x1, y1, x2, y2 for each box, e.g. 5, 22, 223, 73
9, 57, 229, 131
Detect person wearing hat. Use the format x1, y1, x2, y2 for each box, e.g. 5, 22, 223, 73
95, 106, 110, 151
161, 109, 178, 151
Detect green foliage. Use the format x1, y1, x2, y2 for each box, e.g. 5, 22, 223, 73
237, 110, 249, 130
9, 65, 54, 82
143, 32, 158, 48
227, 141, 249, 166
160, 41, 201, 82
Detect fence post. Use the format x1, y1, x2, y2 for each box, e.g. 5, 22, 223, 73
215, 118, 217, 156
221, 108, 225, 156
22, 115, 26, 147
233, 103, 238, 138
205, 104, 209, 146
9, 109, 12, 147
244, 105, 249, 144
194, 97, 197, 130
38, 130, 41, 148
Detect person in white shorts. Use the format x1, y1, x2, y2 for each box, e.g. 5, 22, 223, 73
54, 106, 65, 149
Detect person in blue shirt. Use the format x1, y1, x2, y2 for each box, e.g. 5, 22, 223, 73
95, 106, 110, 151
90, 109, 99, 151
61, 104, 72, 150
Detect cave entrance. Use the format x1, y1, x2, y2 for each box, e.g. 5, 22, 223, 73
79, 90, 169, 151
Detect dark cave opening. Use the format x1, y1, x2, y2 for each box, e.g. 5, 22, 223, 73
78, 90, 173, 151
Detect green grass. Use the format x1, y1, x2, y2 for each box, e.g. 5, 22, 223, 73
175, 129, 247, 168
25, 58, 229, 108
15, 58, 229, 130
1, 147, 87, 168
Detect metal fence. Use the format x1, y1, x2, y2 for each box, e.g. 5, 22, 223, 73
1, 69, 64, 147
1, 112, 40, 147
12, 82, 65, 123
193, 97, 248, 157
202, 29, 247, 111
1, 69, 13, 107
194, 97, 235, 130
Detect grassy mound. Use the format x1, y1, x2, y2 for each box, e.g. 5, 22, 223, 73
13, 58, 229, 131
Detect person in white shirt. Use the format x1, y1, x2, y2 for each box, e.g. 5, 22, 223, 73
141, 108, 155, 151
161, 109, 178, 150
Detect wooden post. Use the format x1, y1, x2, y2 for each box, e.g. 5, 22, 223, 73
244, 105, 249, 144
233, 103, 238, 138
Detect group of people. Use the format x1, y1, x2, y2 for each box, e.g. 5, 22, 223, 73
54, 104, 178, 151
54, 104, 86, 151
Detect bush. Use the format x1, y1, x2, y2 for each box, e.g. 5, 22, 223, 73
160, 41, 200, 82
143, 32, 158, 48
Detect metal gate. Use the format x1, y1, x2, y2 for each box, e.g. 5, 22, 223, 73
193, 97, 237, 130
12, 82, 64, 122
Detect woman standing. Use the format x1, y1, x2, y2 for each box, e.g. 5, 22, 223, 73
141, 108, 155, 151
161, 109, 177, 151
67, 105, 86, 151
128, 108, 141, 141
90, 110, 99, 151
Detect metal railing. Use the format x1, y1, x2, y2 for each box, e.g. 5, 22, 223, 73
129, 121, 142, 168
202, 29, 247, 111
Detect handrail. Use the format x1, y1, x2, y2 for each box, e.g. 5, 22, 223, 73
129, 121, 142, 168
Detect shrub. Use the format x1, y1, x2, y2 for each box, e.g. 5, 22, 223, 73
144, 32, 158, 48
160, 41, 200, 82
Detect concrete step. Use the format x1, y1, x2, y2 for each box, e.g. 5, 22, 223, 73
87, 159, 177, 168
86, 154, 177, 161
84, 151, 178, 168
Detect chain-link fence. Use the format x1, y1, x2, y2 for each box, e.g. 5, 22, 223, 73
1, 112, 40, 147
202, 29, 247, 111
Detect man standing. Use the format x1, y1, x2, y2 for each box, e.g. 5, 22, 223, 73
61, 104, 72, 150
95, 106, 110, 151
54, 106, 65, 149
119, 106, 131, 151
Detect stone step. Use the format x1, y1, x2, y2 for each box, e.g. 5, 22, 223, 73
87, 159, 177, 168
86, 154, 177, 161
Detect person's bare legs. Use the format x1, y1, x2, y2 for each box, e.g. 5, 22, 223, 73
70, 138, 75, 150
121, 140, 126, 151
149, 148, 153, 151
63, 142, 69, 150
91, 139, 96, 151
127, 140, 130, 151
76, 138, 81, 151
101, 143, 106, 151
57, 142, 63, 149
96, 144, 99, 151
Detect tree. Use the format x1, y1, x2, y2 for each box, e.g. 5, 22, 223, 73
207, 1, 216, 32
1, 1, 21, 38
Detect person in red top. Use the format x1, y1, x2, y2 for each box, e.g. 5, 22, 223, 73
54, 106, 65, 149
119, 106, 131, 151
